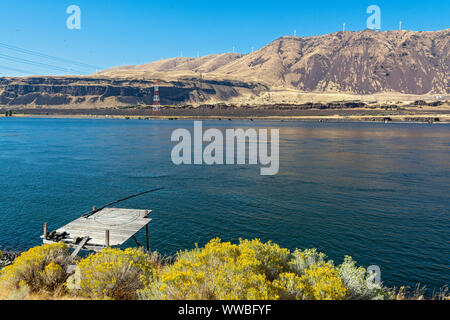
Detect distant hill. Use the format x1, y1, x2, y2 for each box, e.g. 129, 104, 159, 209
100, 29, 449, 95
101, 53, 243, 76
0, 29, 448, 109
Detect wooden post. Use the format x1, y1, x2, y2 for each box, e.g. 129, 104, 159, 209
105, 230, 110, 248
145, 224, 150, 251
43, 223, 48, 240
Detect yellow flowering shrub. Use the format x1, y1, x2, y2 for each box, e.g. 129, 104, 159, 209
288, 248, 327, 274
273, 266, 349, 300
0, 239, 390, 300
73, 247, 160, 300
41, 262, 65, 291
272, 272, 306, 300
299, 263, 348, 300
0, 243, 71, 293
139, 239, 279, 300
139, 239, 360, 300
239, 239, 291, 281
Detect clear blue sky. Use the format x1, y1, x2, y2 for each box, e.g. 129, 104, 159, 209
0, 0, 448, 76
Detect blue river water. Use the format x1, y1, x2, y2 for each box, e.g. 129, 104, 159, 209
0, 118, 449, 291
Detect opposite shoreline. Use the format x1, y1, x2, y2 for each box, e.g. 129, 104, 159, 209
2, 114, 449, 123
2, 104, 450, 123
2, 109, 450, 123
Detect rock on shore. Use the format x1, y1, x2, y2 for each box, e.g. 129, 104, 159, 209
0, 251, 20, 269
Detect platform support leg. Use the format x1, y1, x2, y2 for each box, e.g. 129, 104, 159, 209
105, 230, 110, 248
145, 224, 150, 252
43, 223, 48, 240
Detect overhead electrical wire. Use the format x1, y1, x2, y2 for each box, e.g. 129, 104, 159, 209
0, 41, 102, 70
0, 53, 85, 75
0, 64, 38, 75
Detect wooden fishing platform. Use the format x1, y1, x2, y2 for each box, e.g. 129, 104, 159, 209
42, 208, 152, 253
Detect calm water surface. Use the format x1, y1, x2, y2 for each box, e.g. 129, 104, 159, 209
0, 118, 449, 290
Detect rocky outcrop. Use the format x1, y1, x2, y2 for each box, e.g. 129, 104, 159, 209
0, 251, 19, 268
0, 77, 264, 108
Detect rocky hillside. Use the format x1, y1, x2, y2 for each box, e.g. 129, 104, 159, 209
103, 29, 449, 95
217, 29, 449, 94
0, 29, 448, 108
0, 76, 264, 108
101, 53, 243, 78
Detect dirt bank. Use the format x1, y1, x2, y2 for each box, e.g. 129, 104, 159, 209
2, 103, 450, 122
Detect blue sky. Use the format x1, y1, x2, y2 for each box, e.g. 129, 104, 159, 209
0, 0, 448, 76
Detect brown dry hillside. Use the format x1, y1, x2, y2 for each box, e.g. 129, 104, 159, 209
100, 53, 243, 79
102, 29, 450, 95
216, 29, 449, 94
0, 29, 448, 109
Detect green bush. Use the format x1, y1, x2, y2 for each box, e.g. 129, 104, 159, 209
338, 256, 388, 300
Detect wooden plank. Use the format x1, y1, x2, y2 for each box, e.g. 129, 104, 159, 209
72, 215, 148, 225
57, 227, 150, 243
67, 211, 151, 226
56, 225, 136, 236
57, 222, 151, 235
54, 230, 132, 246
61, 235, 128, 246
92, 208, 151, 219
62, 219, 151, 233
71, 237, 90, 258
57, 228, 135, 240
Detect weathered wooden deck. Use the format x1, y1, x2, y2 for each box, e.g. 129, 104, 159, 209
43, 208, 152, 252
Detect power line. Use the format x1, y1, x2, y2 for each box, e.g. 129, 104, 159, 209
0, 64, 38, 75
0, 53, 80, 74
0, 53, 85, 74
0, 42, 102, 70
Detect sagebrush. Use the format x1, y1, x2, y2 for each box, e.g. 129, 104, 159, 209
2, 239, 439, 300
